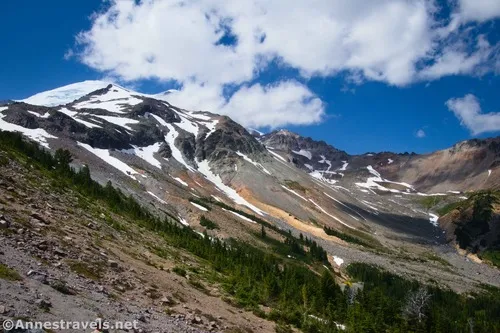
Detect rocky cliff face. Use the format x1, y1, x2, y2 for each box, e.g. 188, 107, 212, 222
261, 129, 349, 182
378, 137, 500, 193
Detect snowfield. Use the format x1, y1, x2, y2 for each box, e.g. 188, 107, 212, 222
318, 155, 332, 172
73, 86, 143, 113
164, 124, 195, 172
356, 165, 415, 194
292, 149, 312, 160
176, 113, 199, 137
202, 118, 219, 138
20, 80, 111, 106
0, 113, 57, 148
58, 108, 102, 129
121, 143, 162, 169
94, 115, 139, 131
77, 142, 137, 179
27, 111, 51, 118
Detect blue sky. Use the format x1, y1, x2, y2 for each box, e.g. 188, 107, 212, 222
1, 0, 499, 155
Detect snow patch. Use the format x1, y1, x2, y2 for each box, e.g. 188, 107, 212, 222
93, 115, 139, 131
333, 185, 352, 193
74, 98, 142, 114
309, 170, 337, 185
27, 111, 51, 118
222, 208, 256, 223
197, 159, 264, 215
388, 158, 394, 164
356, 165, 414, 193
176, 114, 199, 137
292, 149, 312, 160
150, 113, 169, 127
339, 161, 349, 171
202, 119, 219, 138
281, 185, 308, 201
121, 143, 162, 169
429, 213, 439, 227
77, 142, 137, 179
236, 151, 271, 175
147, 191, 167, 205
190, 202, 208, 211
173, 177, 188, 186
360, 200, 379, 212
0, 114, 57, 148
488, 169, 492, 177
58, 108, 103, 128
309, 199, 355, 229
20, 80, 111, 106
164, 124, 195, 172
267, 149, 287, 162
367, 165, 381, 178
323, 192, 365, 221
414, 192, 447, 197
333, 256, 344, 266
318, 155, 332, 172
178, 216, 189, 226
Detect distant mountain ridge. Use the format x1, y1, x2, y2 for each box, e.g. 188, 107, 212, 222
260, 129, 500, 193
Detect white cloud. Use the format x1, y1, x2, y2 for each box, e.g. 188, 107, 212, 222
220, 81, 325, 129
72, 0, 500, 127
76, 0, 441, 86
165, 82, 225, 113
416, 129, 426, 138
458, 0, 500, 22
418, 35, 494, 80
164, 81, 325, 129
446, 94, 500, 135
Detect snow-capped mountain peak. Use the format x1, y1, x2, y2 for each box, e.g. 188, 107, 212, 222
20, 80, 114, 107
